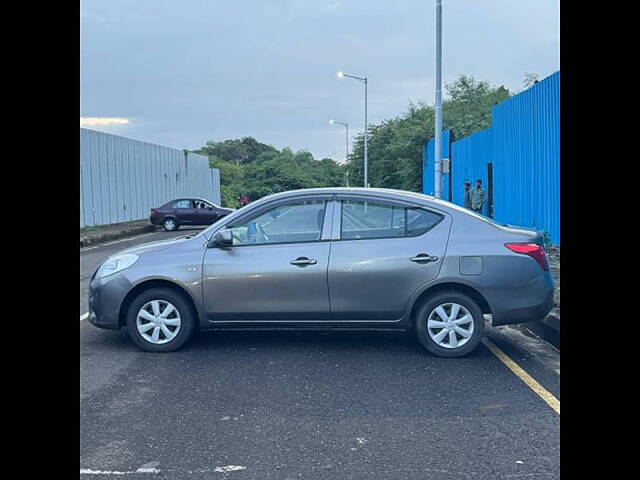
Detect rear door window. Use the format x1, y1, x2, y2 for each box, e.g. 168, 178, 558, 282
172, 200, 193, 209
341, 201, 405, 240
340, 200, 442, 240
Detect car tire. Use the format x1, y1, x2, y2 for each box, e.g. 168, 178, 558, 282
163, 218, 179, 231
414, 291, 484, 358
126, 288, 196, 352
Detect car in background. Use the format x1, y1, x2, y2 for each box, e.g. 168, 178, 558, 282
150, 198, 234, 231
90, 188, 554, 357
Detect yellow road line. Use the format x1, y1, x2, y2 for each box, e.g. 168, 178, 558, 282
482, 337, 560, 415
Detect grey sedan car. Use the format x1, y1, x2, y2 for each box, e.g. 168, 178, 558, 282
88, 188, 554, 357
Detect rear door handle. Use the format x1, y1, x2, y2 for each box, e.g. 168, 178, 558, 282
290, 257, 317, 266
411, 254, 438, 263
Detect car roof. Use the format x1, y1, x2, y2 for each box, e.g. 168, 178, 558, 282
248, 187, 518, 224
166, 197, 216, 204
249, 187, 451, 209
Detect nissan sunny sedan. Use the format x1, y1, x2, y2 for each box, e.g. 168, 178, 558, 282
88, 188, 554, 357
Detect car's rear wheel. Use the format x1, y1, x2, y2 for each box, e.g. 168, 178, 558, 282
163, 218, 179, 231
126, 288, 195, 352
414, 292, 484, 357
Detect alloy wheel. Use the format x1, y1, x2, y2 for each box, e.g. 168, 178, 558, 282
136, 300, 182, 344
426, 302, 474, 349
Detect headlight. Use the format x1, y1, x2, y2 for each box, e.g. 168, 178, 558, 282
95, 254, 139, 279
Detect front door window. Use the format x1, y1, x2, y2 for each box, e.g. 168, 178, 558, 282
229, 200, 326, 245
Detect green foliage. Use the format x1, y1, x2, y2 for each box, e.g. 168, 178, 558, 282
443, 75, 510, 138
208, 155, 245, 207
197, 137, 278, 165
197, 137, 345, 207
346, 75, 511, 192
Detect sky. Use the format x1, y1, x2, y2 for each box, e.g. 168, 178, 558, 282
80, 0, 559, 163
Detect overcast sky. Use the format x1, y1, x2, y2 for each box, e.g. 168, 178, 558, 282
80, 0, 559, 162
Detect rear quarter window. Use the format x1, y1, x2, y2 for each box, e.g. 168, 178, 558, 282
406, 208, 443, 236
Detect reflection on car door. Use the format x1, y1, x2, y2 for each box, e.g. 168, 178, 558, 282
328, 196, 451, 321
202, 197, 333, 321
172, 199, 197, 224
193, 201, 217, 225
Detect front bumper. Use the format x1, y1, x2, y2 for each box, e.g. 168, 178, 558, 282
88, 272, 133, 330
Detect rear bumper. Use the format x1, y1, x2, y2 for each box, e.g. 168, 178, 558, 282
150, 216, 161, 226
488, 270, 555, 327
491, 289, 554, 326
88, 273, 133, 330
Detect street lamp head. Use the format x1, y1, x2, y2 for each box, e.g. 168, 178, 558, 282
329, 119, 334, 124
336, 71, 344, 78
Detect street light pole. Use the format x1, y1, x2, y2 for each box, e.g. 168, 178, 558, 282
329, 119, 349, 163
337, 71, 368, 187
434, 0, 443, 199
364, 77, 368, 188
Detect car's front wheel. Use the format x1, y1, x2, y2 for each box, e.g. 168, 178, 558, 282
126, 288, 196, 352
163, 218, 179, 231
414, 292, 484, 357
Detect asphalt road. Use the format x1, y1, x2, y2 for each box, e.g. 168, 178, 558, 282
80, 229, 560, 479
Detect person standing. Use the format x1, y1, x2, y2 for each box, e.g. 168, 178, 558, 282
241, 194, 249, 206
463, 181, 472, 209
471, 179, 485, 214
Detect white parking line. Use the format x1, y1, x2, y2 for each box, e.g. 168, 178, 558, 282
80, 313, 89, 322
80, 468, 160, 475
80, 466, 246, 475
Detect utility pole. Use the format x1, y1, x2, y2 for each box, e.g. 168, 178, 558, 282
337, 72, 368, 187
345, 122, 349, 163
434, 0, 443, 199
364, 77, 368, 187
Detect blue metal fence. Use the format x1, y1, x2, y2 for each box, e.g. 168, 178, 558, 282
492, 72, 560, 244
423, 71, 560, 244
450, 128, 492, 216
80, 128, 221, 228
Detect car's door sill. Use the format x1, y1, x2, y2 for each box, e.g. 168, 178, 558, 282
202, 326, 408, 332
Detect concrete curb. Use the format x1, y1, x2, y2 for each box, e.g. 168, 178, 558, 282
522, 314, 560, 350
80, 224, 159, 248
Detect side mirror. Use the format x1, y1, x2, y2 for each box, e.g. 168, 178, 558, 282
210, 229, 233, 247
207, 206, 213, 210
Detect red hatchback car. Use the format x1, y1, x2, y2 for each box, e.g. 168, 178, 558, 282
150, 198, 234, 231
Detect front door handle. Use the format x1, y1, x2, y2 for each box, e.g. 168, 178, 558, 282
290, 257, 317, 266
411, 253, 438, 263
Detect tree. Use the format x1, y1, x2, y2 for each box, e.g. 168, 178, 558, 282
208, 156, 245, 207
443, 75, 510, 138
199, 141, 345, 207
196, 137, 277, 165
522, 72, 540, 89
346, 74, 511, 192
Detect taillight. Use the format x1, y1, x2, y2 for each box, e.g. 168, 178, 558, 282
150, 208, 157, 216
505, 243, 550, 271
